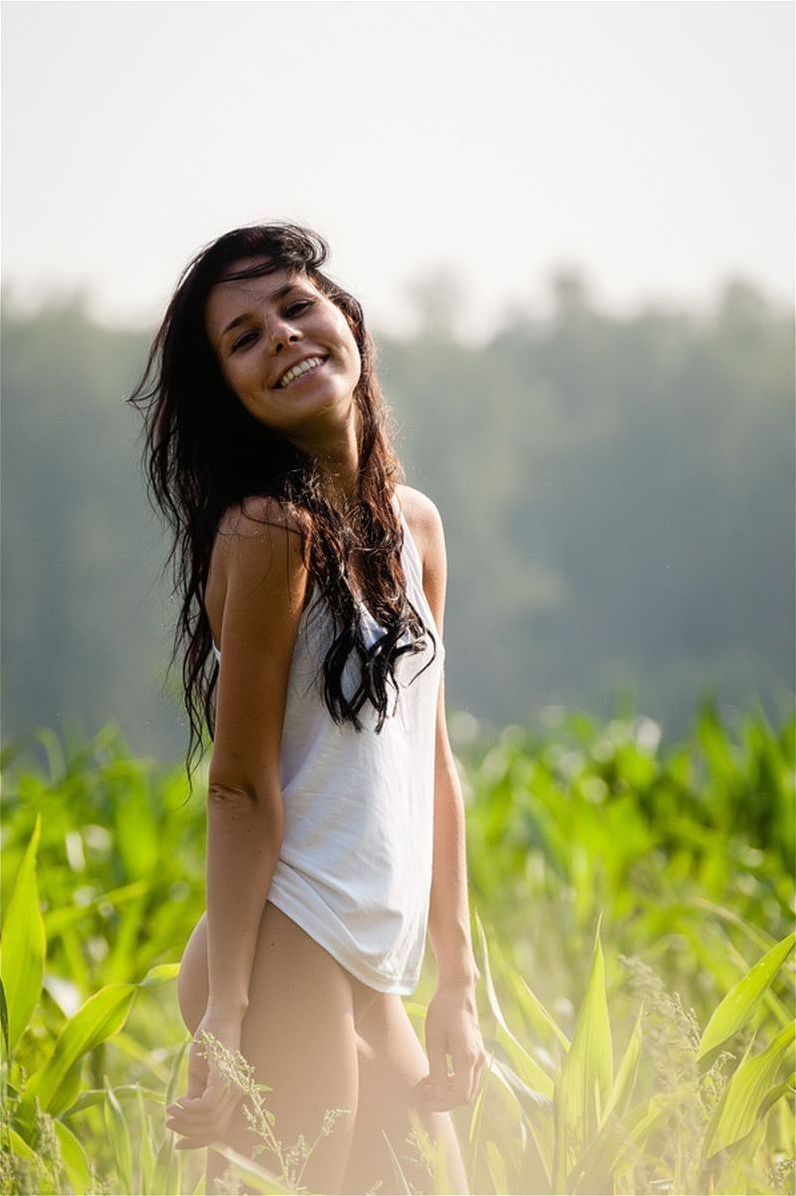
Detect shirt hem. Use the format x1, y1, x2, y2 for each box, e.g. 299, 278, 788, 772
266, 887, 421, 997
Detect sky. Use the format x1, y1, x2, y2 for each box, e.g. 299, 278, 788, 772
2, 1, 793, 343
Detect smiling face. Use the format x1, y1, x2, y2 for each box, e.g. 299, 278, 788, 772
204, 258, 362, 433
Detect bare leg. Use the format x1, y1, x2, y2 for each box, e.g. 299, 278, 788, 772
341, 994, 471, 1195
176, 903, 362, 1196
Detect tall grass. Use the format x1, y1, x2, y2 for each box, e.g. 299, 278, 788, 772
1, 700, 793, 1194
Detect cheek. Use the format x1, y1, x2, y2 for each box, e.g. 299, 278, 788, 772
223, 356, 258, 397
339, 323, 362, 374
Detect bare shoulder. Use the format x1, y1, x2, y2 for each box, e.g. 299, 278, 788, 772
395, 484, 444, 550
206, 496, 309, 646
214, 496, 309, 582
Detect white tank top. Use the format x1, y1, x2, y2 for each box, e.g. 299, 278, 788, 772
212, 495, 444, 995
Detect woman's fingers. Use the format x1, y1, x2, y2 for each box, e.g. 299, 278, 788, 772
168, 1091, 238, 1130
167, 1101, 237, 1149
166, 1036, 212, 1132
419, 1043, 489, 1111
166, 1075, 241, 1141
166, 1018, 247, 1148
175, 1131, 218, 1151
419, 1071, 456, 1112
172, 1128, 220, 1149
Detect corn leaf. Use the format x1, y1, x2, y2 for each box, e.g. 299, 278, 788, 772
757, 1073, 795, 1121
698, 931, 795, 1068
153, 1131, 179, 1196
703, 1022, 795, 1157
466, 1068, 489, 1166
557, 919, 613, 1151
103, 1075, 134, 1194
140, 961, 181, 987
485, 1139, 510, 1195
166, 1038, 188, 1107
0, 977, 9, 1064
63, 1081, 161, 1116
552, 1072, 569, 1194
8, 1128, 37, 1161
475, 910, 555, 1098
603, 1001, 644, 1125
136, 1085, 157, 1194
711, 1119, 767, 1196
113, 765, 159, 879
104, 894, 148, 984
487, 1045, 553, 1116
49, 1059, 83, 1119
486, 1049, 553, 1187
109, 1029, 172, 1083
509, 968, 571, 1053
52, 1118, 92, 1194
17, 982, 137, 1122
571, 1085, 691, 1195
1, 815, 46, 1056
151, 1040, 189, 1195
693, 898, 777, 956
58, 925, 90, 996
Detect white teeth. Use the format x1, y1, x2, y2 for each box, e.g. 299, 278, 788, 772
277, 356, 325, 389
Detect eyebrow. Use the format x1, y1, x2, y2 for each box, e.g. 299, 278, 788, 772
218, 281, 303, 342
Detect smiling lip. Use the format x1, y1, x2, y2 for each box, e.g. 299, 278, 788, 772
274, 354, 328, 389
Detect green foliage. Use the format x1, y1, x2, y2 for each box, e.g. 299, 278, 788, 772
698, 933, 796, 1070
0, 814, 45, 1056
471, 913, 794, 1196
2, 724, 205, 1007
0, 704, 793, 1193
554, 920, 613, 1172
462, 697, 794, 1008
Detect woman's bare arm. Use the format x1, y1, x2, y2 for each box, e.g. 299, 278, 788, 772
204, 497, 309, 1017
412, 492, 479, 991
428, 674, 479, 991
410, 490, 486, 1114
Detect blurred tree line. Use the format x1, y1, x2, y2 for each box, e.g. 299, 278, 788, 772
2, 272, 793, 763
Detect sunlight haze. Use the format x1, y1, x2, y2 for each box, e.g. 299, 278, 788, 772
2, 1, 793, 342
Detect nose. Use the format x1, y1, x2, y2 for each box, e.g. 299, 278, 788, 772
264, 310, 301, 355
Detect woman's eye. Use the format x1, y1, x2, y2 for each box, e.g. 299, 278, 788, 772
286, 300, 314, 317
232, 331, 258, 352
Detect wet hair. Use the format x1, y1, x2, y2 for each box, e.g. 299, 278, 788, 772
127, 221, 438, 790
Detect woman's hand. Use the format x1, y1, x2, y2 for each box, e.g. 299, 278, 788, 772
417, 983, 488, 1112
165, 1012, 246, 1150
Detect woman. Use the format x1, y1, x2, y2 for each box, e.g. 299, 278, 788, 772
128, 222, 487, 1195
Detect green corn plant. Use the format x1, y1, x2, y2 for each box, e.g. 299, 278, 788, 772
0, 816, 184, 1195
1, 726, 207, 1004
470, 909, 794, 1195
463, 702, 794, 997
1, 711, 792, 1194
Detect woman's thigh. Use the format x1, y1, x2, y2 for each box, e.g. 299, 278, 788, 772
341, 994, 471, 1196
177, 901, 362, 1196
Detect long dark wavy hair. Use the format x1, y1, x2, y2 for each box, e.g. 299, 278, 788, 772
127, 222, 438, 790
